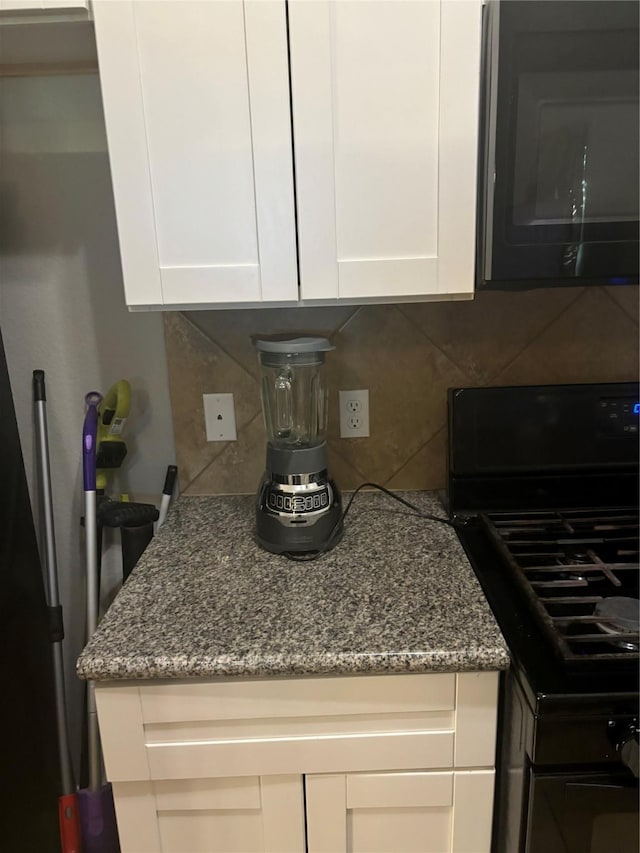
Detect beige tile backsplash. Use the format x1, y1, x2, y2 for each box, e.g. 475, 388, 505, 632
163, 286, 639, 496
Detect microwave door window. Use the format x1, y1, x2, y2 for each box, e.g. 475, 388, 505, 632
512, 72, 640, 232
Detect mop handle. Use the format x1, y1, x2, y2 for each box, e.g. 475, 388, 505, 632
33, 370, 75, 797
33, 372, 61, 608
83, 392, 103, 793
83, 393, 101, 642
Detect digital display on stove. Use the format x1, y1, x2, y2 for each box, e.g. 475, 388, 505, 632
634, 403, 640, 414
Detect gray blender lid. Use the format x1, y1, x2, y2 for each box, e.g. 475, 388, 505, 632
253, 336, 334, 354
253, 336, 334, 366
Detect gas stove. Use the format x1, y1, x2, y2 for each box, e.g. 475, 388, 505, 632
447, 382, 639, 853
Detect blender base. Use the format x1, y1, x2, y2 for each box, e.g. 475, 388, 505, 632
255, 503, 343, 555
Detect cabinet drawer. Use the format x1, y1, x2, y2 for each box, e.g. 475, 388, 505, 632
138, 672, 456, 722
96, 672, 498, 782
146, 729, 454, 781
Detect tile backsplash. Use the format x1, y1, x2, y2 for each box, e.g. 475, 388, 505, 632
163, 285, 639, 496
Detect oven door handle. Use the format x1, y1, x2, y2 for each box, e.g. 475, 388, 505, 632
567, 781, 637, 790
565, 776, 639, 797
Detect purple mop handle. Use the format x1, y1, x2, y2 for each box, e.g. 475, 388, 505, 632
83, 392, 102, 492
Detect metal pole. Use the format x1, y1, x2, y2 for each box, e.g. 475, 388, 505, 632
84, 488, 101, 791
33, 370, 74, 795
82, 392, 103, 793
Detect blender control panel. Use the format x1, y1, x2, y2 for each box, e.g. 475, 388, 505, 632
263, 482, 333, 518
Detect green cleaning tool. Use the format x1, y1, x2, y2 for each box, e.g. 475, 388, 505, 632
96, 379, 131, 492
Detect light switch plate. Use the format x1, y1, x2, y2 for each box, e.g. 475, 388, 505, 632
203, 393, 237, 441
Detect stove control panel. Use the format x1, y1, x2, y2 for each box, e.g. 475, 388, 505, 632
598, 396, 639, 437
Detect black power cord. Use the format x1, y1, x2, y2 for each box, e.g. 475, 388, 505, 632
284, 482, 459, 562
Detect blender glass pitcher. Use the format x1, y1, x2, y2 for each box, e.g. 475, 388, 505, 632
254, 337, 334, 448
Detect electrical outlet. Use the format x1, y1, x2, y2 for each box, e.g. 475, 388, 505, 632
339, 389, 370, 438
203, 393, 237, 441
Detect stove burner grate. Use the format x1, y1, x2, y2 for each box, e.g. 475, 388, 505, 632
481, 507, 639, 662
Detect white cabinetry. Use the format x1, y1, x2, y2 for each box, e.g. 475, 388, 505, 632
110, 775, 305, 853
290, 1, 481, 302
96, 671, 498, 853
93, 0, 482, 310
306, 770, 494, 853
92, 0, 297, 308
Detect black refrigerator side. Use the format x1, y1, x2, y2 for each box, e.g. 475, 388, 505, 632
0, 326, 60, 851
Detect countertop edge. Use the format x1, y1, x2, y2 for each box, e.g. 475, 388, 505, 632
78, 649, 511, 682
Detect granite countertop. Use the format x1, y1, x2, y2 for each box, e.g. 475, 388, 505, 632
77, 491, 509, 681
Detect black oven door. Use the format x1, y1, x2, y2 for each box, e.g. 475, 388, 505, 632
481, 0, 639, 287
525, 771, 639, 853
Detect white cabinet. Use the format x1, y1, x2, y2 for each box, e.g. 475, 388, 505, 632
93, 0, 482, 310
306, 770, 494, 853
92, 0, 297, 308
290, 0, 481, 302
111, 775, 305, 853
95, 671, 499, 853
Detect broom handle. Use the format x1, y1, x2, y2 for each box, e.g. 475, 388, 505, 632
33, 370, 75, 795
85, 489, 98, 640
83, 393, 103, 792
87, 682, 101, 792
85, 489, 101, 790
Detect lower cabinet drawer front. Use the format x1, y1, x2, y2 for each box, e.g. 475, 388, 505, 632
146, 730, 454, 781
138, 673, 456, 723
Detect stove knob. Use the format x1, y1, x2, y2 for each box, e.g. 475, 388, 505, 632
617, 722, 639, 779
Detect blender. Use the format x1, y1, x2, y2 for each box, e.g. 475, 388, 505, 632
254, 336, 343, 555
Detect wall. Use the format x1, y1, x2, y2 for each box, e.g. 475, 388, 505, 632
0, 72, 175, 770
165, 284, 639, 495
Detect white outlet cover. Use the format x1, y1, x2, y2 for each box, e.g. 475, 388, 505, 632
203, 393, 237, 441
339, 389, 370, 438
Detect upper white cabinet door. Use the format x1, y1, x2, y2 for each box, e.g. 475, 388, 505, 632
289, 0, 482, 302
93, 0, 297, 308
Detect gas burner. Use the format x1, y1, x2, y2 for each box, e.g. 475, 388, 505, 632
594, 597, 640, 652
569, 553, 590, 562
554, 554, 603, 584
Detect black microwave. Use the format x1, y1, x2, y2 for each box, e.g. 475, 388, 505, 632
478, 0, 639, 289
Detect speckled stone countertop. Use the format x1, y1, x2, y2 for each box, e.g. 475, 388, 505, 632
77, 492, 509, 681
